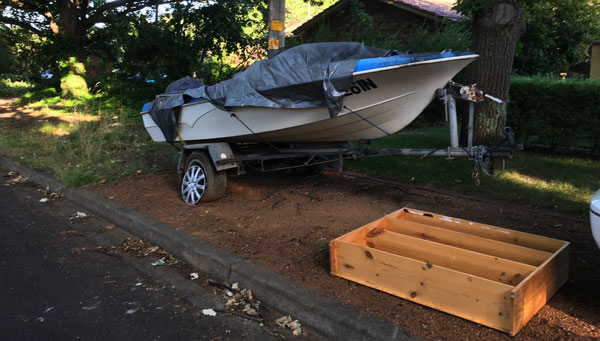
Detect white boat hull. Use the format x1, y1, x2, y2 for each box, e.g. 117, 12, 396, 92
143, 55, 475, 143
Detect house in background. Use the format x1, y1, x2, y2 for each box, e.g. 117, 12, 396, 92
292, 0, 463, 50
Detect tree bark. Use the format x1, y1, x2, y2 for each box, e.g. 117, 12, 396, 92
468, 1, 526, 146
57, 0, 87, 47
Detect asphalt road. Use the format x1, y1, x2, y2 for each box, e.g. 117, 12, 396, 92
0, 168, 315, 340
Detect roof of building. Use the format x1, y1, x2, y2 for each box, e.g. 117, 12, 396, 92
391, 0, 463, 21
292, 0, 463, 36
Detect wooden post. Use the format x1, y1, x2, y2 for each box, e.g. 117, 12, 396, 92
268, 0, 285, 59
591, 41, 600, 80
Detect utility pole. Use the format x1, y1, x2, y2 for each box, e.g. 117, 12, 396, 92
268, 0, 285, 59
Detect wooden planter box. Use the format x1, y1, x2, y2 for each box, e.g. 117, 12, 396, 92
330, 208, 569, 336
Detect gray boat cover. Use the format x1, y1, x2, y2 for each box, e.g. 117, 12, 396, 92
149, 42, 397, 142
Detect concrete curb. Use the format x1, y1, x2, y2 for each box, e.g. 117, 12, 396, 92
0, 156, 416, 340
0, 155, 63, 193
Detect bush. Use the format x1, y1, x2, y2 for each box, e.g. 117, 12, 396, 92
508, 76, 600, 151
61, 74, 89, 99
0, 76, 35, 97
59, 57, 90, 99
409, 23, 471, 54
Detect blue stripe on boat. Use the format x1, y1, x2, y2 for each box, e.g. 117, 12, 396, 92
354, 51, 476, 73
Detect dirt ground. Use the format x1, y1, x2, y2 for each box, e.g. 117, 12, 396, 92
92, 169, 600, 340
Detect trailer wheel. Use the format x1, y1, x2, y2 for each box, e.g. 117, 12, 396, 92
182, 151, 226, 204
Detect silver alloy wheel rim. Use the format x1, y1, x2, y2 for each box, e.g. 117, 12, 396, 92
182, 162, 206, 205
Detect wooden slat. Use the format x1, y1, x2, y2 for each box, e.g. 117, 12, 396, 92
384, 218, 552, 266
397, 208, 565, 253
365, 228, 536, 285
331, 240, 515, 334
511, 242, 570, 336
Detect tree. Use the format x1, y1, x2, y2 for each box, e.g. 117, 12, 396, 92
106, 1, 267, 83
0, 28, 14, 73
454, 0, 526, 146
0, 1, 168, 52
514, 0, 600, 75
1, 0, 267, 83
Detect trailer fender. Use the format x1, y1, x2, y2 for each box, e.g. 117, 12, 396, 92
180, 143, 238, 171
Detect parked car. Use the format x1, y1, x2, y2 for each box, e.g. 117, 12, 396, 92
591, 189, 600, 249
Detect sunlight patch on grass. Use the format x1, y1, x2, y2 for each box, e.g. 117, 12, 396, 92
39, 122, 72, 136
502, 170, 594, 206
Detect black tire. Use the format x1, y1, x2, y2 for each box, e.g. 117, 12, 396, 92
181, 151, 226, 204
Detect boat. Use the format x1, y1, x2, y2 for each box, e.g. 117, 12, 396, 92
142, 44, 477, 143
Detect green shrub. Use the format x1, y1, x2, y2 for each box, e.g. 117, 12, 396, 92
59, 57, 90, 99
508, 76, 600, 151
409, 23, 471, 53
59, 57, 86, 76
61, 74, 90, 99
0, 75, 35, 97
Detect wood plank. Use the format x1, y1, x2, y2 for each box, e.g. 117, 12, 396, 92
332, 240, 515, 333
335, 217, 388, 244
396, 208, 565, 253
384, 217, 552, 266
365, 228, 536, 285
511, 242, 570, 336
335, 223, 366, 244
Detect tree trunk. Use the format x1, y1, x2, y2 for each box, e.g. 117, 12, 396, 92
468, 1, 526, 146
56, 0, 88, 49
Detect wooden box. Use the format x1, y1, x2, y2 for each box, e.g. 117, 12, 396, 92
330, 208, 569, 336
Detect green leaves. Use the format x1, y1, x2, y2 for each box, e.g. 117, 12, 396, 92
514, 0, 600, 75
508, 76, 600, 150
452, 0, 487, 16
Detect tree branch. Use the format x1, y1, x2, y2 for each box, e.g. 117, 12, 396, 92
85, 0, 169, 27
4, 0, 49, 16
0, 15, 43, 35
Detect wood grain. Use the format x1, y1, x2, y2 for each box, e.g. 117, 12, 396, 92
384, 217, 551, 266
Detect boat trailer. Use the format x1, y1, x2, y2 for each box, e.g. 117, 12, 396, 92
178, 82, 516, 205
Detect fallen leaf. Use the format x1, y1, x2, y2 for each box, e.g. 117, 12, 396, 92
276, 315, 302, 331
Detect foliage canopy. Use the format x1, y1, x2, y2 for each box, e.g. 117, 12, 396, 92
0, 1, 267, 83
455, 0, 600, 75
514, 0, 600, 75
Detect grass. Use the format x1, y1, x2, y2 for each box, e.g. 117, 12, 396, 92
346, 126, 600, 217
0, 87, 177, 187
